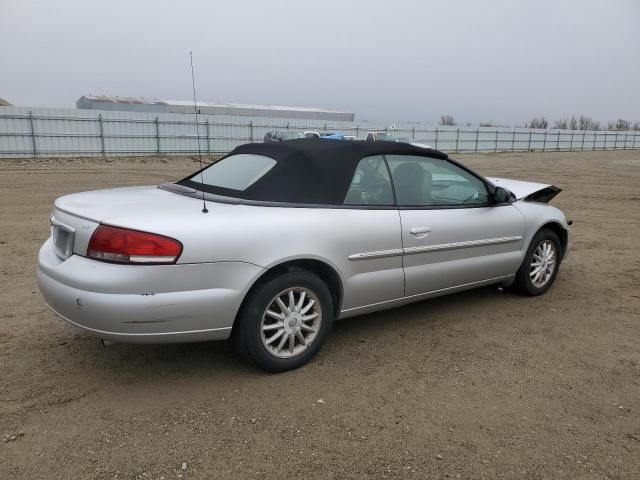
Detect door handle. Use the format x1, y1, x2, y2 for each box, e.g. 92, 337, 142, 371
410, 227, 432, 236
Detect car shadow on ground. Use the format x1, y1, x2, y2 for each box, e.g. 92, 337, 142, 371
52, 285, 515, 382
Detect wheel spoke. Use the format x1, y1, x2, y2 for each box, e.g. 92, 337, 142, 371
295, 291, 306, 312
288, 333, 295, 353
266, 329, 285, 345
265, 309, 285, 321
295, 331, 306, 345
276, 332, 289, 352
301, 323, 317, 333
276, 297, 289, 314
288, 290, 296, 311
300, 299, 315, 315
302, 312, 319, 322
263, 322, 283, 331
533, 269, 543, 284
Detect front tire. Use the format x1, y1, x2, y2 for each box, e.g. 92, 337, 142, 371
512, 228, 561, 296
232, 270, 333, 372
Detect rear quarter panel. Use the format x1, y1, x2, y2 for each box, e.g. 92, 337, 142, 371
108, 204, 405, 311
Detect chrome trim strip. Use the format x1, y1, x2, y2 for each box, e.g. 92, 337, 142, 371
348, 236, 522, 261
348, 248, 404, 261
403, 236, 523, 256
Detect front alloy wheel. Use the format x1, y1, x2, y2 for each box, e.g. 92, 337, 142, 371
512, 228, 562, 296
529, 240, 557, 288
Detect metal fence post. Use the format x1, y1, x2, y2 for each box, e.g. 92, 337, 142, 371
412, 125, 416, 140
249, 121, 254, 143
356, 125, 360, 138
543, 130, 547, 152
475, 129, 479, 152
98, 114, 105, 156
581, 131, 585, 150
623, 131, 628, 150
28, 111, 37, 156
494, 129, 498, 152
593, 132, 596, 151
455, 128, 459, 152
527, 131, 532, 151
569, 131, 574, 151
206, 119, 211, 154
154, 116, 160, 154
633, 132, 637, 150
435, 128, 439, 150
614, 132, 618, 150
511, 129, 515, 151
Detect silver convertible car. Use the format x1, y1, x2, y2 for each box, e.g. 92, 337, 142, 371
38, 140, 570, 371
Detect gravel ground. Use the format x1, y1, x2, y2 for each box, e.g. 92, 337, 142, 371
1, 150, 639, 479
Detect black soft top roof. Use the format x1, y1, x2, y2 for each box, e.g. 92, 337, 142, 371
181, 139, 448, 205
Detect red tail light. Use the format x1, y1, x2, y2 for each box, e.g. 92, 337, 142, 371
87, 225, 183, 264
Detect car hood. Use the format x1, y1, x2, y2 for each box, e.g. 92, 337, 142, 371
487, 177, 561, 202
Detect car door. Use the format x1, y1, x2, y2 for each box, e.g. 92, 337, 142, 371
340, 155, 405, 311
385, 154, 525, 297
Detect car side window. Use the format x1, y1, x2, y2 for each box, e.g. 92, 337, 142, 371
386, 154, 489, 207
344, 155, 394, 206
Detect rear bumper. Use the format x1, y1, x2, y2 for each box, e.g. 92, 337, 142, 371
37, 238, 265, 343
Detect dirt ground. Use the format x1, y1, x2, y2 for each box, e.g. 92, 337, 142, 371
1, 150, 639, 480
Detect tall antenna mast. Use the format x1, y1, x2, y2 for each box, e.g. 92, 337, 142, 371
189, 50, 208, 213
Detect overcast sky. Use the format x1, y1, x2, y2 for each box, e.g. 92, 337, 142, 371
1, 0, 638, 125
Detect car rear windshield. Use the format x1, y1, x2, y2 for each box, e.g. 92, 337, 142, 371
190, 154, 276, 191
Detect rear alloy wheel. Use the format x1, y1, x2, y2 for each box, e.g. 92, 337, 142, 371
512, 228, 561, 296
233, 270, 333, 372
260, 287, 322, 358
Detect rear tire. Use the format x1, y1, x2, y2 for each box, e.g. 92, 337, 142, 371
232, 270, 333, 372
512, 228, 561, 296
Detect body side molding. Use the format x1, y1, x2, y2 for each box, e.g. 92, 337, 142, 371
348, 236, 523, 261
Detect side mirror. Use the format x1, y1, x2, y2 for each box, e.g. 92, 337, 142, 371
493, 186, 512, 204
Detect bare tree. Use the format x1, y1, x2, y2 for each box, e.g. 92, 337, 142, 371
578, 115, 599, 130
527, 117, 548, 129
633, 121, 640, 131
569, 116, 578, 130
607, 119, 631, 130
616, 119, 631, 130
439, 115, 456, 126
553, 118, 569, 129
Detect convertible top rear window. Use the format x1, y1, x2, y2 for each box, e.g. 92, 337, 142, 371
193, 154, 276, 191
179, 139, 448, 205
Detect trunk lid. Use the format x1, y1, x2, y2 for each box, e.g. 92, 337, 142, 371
51, 185, 228, 260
